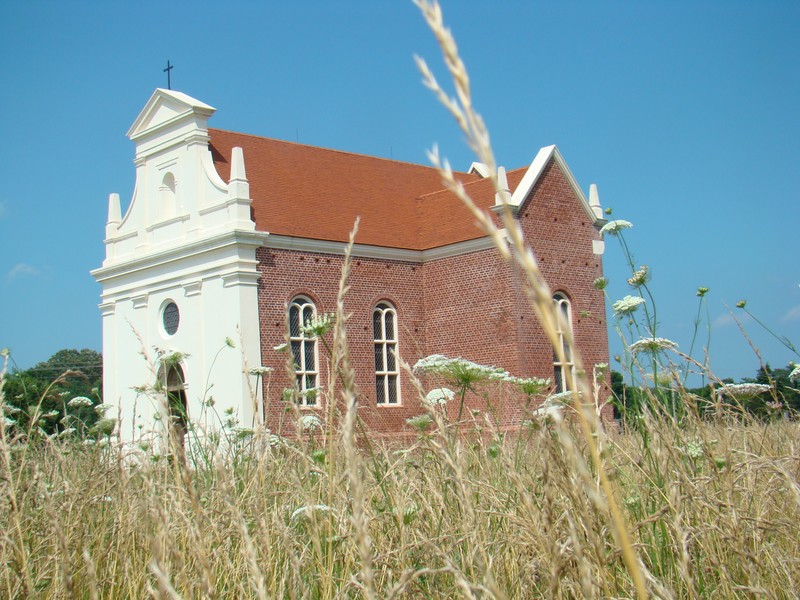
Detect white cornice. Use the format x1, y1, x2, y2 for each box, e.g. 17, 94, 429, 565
92, 229, 270, 283
265, 233, 503, 263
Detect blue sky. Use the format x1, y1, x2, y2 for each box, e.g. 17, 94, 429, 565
1, 1, 798, 384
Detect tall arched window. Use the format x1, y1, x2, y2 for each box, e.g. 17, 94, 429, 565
156, 362, 187, 452
373, 302, 399, 405
553, 293, 575, 394
289, 296, 318, 405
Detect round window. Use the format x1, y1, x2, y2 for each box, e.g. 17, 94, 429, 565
162, 302, 180, 336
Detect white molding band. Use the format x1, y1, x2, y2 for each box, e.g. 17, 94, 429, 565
264, 232, 505, 263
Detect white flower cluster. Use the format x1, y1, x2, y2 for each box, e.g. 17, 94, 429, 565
301, 313, 335, 337
515, 376, 551, 395
629, 337, 679, 355
599, 219, 633, 236
546, 390, 581, 404
612, 295, 645, 315
790, 364, 800, 382
413, 354, 508, 379
406, 413, 434, 429
67, 396, 93, 408
413, 354, 545, 388
682, 438, 716, 460
299, 414, 322, 431
248, 366, 273, 376
718, 383, 771, 399
627, 265, 649, 287
424, 387, 455, 405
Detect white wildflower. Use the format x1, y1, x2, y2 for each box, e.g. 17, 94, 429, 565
412, 354, 450, 373
299, 414, 322, 431
248, 366, 273, 376
94, 404, 111, 416
629, 337, 679, 355
301, 313, 335, 337
719, 383, 771, 399
593, 277, 608, 290
43, 410, 60, 419
612, 295, 645, 315
546, 390, 580, 405
627, 265, 649, 287
58, 427, 77, 437
406, 414, 434, 430
268, 433, 286, 448
273, 342, 288, 353
515, 376, 551, 395
68, 396, 93, 408
790, 364, 800, 382
682, 440, 704, 460
600, 219, 633, 236
424, 387, 455, 405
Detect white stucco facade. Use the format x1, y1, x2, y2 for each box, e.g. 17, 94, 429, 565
92, 89, 268, 442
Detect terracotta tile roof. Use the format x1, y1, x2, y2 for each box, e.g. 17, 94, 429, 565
209, 128, 520, 250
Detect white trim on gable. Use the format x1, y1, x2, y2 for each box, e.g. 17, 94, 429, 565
504, 145, 606, 225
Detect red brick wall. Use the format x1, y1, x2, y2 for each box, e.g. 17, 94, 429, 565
255, 157, 613, 435
515, 159, 613, 421
256, 248, 431, 436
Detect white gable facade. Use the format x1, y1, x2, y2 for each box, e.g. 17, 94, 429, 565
92, 89, 268, 443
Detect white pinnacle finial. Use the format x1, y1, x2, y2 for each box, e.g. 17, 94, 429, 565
230, 147, 247, 182
495, 166, 511, 205
107, 193, 121, 224
589, 183, 603, 219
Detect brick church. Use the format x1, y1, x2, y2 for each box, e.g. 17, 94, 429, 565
92, 89, 610, 441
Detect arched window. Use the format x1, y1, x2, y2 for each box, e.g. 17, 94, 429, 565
553, 293, 575, 394
157, 362, 187, 451
373, 302, 399, 405
289, 296, 318, 405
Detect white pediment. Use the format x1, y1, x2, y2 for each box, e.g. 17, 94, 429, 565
127, 88, 216, 141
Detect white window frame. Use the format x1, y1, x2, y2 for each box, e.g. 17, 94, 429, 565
553, 293, 576, 394
373, 302, 400, 405
289, 296, 319, 406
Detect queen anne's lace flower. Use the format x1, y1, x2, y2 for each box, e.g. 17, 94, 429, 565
515, 377, 551, 396
629, 337, 679, 355
790, 364, 800, 382
68, 396, 93, 408
627, 265, 649, 287
612, 295, 645, 315
718, 383, 771, 399
406, 414, 434, 429
299, 414, 322, 431
424, 387, 455, 405
249, 366, 273, 375
600, 220, 633, 236
301, 313, 335, 337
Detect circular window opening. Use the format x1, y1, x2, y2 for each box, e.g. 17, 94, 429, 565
163, 302, 180, 336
